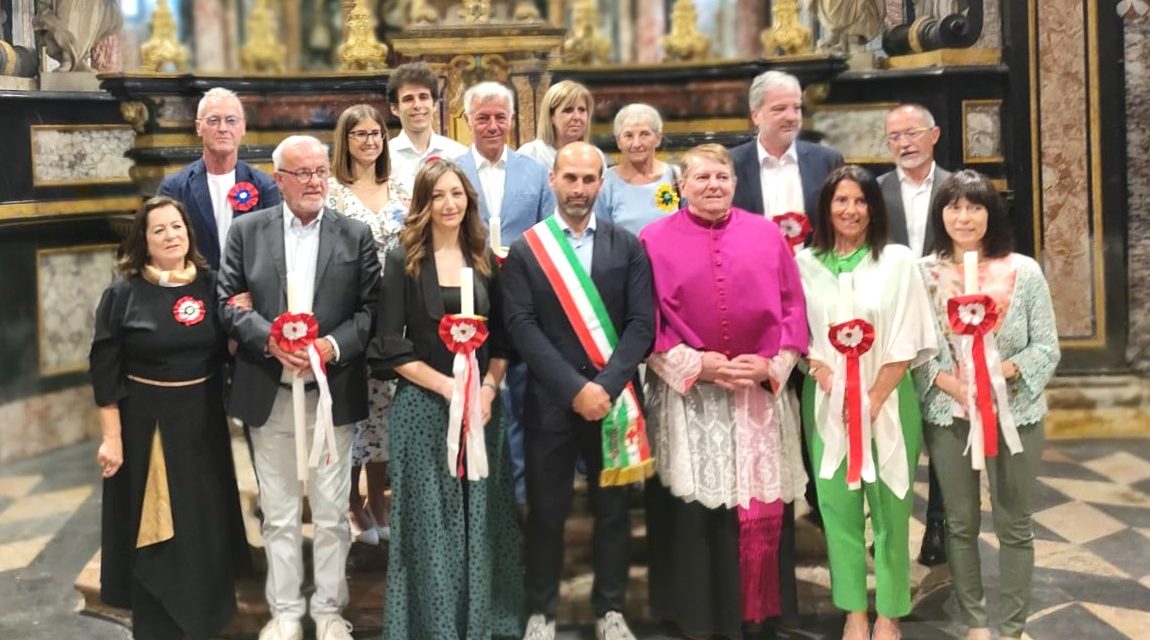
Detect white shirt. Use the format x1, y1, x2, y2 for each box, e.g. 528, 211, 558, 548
897, 162, 937, 257
206, 170, 236, 251
388, 130, 469, 194
472, 145, 508, 218
756, 139, 805, 217
280, 206, 338, 380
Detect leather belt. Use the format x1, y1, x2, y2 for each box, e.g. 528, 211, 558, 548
127, 374, 211, 388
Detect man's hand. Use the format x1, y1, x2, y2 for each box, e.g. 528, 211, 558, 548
726, 354, 772, 385
268, 335, 309, 373
699, 351, 751, 391
572, 381, 612, 422
227, 291, 253, 310
314, 337, 337, 364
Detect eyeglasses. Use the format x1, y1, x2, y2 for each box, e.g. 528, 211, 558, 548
198, 116, 243, 129
348, 130, 384, 142
885, 127, 932, 143
277, 167, 330, 183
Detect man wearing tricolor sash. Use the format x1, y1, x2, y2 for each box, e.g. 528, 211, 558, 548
503, 142, 655, 640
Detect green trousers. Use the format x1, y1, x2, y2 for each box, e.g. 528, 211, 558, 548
923, 418, 1044, 638
802, 374, 922, 618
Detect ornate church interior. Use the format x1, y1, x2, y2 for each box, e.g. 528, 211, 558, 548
2, 1, 1150, 639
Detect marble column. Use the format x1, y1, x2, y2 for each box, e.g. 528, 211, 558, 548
635, 0, 665, 63
1124, 5, 1150, 370
193, 0, 230, 71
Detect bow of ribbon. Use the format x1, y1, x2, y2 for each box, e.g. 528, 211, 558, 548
437, 314, 491, 480
827, 318, 876, 489
947, 294, 1021, 468
270, 311, 340, 473
771, 212, 812, 252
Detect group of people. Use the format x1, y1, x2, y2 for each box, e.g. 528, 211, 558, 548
90, 65, 1060, 640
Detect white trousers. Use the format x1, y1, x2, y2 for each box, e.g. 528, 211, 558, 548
250, 386, 354, 621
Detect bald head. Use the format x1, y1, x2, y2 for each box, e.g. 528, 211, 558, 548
550, 141, 603, 225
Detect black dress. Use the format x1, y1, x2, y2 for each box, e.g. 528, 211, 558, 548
90, 271, 248, 640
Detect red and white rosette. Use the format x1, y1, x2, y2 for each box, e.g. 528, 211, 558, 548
826, 319, 876, 490
771, 212, 812, 253
437, 314, 490, 481
947, 294, 1022, 470
172, 296, 206, 326
269, 312, 340, 470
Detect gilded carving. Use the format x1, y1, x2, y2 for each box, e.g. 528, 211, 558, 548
339, 0, 389, 70
138, 0, 188, 72
761, 0, 814, 57
120, 101, 149, 133
240, 0, 287, 73
663, 0, 710, 62
458, 0, 493, 23
563, 0, 611, 64
410, 0, 439, 24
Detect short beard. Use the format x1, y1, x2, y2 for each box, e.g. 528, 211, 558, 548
559, 202, 593, 219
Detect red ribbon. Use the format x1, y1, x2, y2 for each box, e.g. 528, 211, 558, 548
227, 181, 260, 212
270, 312, 318, 353
947, 294, 1001, 457
438, 314, 489, 477
828, 318, 876, 486
771, 212, 812, 251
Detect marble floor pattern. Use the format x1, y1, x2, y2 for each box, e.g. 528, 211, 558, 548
1, 438, 1149, 639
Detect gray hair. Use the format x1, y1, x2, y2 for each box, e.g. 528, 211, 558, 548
197, 87, 242, 118
272, 135, 328, 170
887, 103, 936, 128
613, 103, 663, 137
463, 81, 515, 119
748, 70, 801, 111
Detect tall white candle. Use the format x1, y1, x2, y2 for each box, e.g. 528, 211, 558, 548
460, 267, 475, 316
285, 270, 309, 482
287, 271, 301, 313
489, 215, 502, 250
963, 251, 979, 295
837, 273, 854, 322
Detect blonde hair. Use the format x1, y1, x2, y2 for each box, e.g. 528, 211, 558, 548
536, 80, 593, 147
679, 143, 734, 177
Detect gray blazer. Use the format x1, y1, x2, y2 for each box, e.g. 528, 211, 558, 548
878, 165, 952, 256
217, 204, 381, 427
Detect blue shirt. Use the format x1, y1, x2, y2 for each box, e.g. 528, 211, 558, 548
594, 165, 680, 236
553, 211, 596, 274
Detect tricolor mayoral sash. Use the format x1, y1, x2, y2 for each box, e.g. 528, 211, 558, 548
522, 217, 655, 486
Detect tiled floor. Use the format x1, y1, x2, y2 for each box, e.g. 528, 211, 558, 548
2, 437, 1149, 639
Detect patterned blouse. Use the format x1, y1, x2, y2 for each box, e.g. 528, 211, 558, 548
326, 177, 411, 270
914, 253, 1061, 427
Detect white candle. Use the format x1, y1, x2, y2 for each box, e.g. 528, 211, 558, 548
963, 251, 979, 295
837, 273, 854, 322
460, 267, 475, 316
489, 215, 502, 250
287, 271, 301, 313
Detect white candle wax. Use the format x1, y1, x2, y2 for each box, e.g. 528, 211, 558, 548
489, 215, 502, 250
460, 267, 475, 316
837, 273, 854, 322
963, 251, 979, 295
286, 271, 301, 313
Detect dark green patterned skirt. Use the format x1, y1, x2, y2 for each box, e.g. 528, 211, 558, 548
384, 381, 524, 639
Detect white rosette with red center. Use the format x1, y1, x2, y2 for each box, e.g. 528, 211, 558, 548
826, 318, 876, 490
438, 314, 490, 481
947, 294, 1022, 470
771, 212, 812, 254
270, 311, 340, 471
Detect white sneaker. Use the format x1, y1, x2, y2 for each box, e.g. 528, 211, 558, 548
595, 611, 637, 640
316, 615, 355, 640
522, 613, 555, 640
258, 618, 303, 640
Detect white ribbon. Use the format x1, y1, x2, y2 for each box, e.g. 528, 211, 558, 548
445, 351, 489, 481
820, 354, 875, 490
306, 343, 339, 468
957, 332, 1023, 470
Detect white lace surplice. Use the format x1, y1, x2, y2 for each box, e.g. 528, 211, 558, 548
645, 345, 807, 510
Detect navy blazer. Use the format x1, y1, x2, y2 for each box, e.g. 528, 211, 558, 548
729, 138, 844, 233
158, 158, 281, 269
455, 147, 556, 247
501, 218, 654, 432
216, 205, 380, 428
878, 166, 952, 256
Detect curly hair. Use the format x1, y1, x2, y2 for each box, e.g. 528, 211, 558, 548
401, 160, 491, 279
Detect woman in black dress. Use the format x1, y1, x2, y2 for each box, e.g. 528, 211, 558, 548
91, 196, 248, 640
373, 160, 523, 638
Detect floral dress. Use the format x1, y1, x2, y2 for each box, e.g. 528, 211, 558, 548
327, 177, 411, 464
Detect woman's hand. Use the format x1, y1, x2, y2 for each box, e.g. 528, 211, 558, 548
1001, 360, 1019, 381
868, 390, 884, 423
479, 384, 497, 426
97, 436, 123, 478
437, 374, 456, 402
809, 359, 833, 394
935, 372, 968, 404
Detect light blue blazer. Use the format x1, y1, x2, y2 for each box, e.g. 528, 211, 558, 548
455, 146, 556, 246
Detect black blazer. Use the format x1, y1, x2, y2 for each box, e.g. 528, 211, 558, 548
158, 158, 281, 269
371, 246, 510, 379
877, 166, 952, 256
729, 138, 844, 232
217, 205, 380, 427
502, 219, 654, 432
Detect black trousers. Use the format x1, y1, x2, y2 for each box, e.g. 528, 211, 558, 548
524, 418, 631, 618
